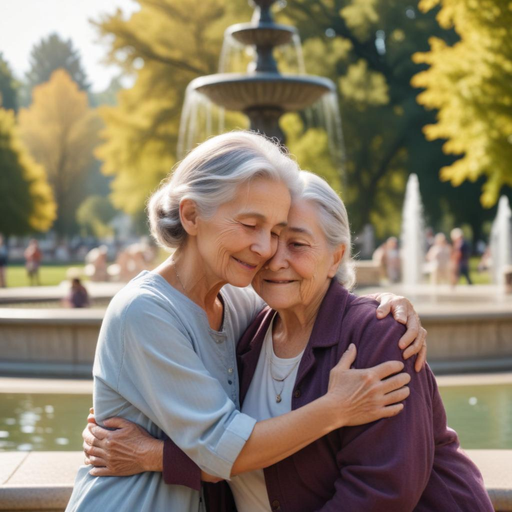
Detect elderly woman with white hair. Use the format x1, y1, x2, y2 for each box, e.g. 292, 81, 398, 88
71, 131, 427, 512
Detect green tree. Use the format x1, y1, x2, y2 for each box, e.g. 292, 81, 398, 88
0, 53, 18, 111
276, 0, 457, 237
0, 108, 55, 236
76, 195, 117, 237
18, 70, 101, 237
20, 33, 89, 107
90, 76, 124, 108
412, 0, 512, 208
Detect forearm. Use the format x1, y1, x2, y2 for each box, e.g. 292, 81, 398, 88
143, 439, 164, 472
231, 396, 336, 476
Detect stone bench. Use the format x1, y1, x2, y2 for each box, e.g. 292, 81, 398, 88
0, 450, 511, 511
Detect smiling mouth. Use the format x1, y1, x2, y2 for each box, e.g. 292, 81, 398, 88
232, 257, 258, 270
264, 280, 296, 284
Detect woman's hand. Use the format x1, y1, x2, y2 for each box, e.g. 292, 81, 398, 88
83, 412, 163, 477
369, 292, 427, 372
326, 344, 411, 428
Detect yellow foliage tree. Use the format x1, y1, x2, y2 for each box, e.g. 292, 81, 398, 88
0, 108, 55, 235
93, 0, 251, 215
18, 70, 101, 235
412, 0, 512, 207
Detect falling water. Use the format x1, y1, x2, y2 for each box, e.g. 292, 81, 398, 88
177, 88, 225, 159
320, 92, 345, 185
290, 33, 306, 75
401, 174, 426, 287
178, 10, 340, 160
490, 196, 512, 286
299, 92, 345, 188
219, 34, 247, 73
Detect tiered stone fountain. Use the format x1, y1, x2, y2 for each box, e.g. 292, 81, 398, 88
187, 0, 335, 143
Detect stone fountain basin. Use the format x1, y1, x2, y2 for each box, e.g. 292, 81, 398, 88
190, 72, 335, 112
226, 22, 297, 47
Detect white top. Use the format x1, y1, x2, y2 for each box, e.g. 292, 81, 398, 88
66, 271, 265, 512
230, 314, 305, 512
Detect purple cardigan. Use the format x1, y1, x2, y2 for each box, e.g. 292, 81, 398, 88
164, 280, 493, 512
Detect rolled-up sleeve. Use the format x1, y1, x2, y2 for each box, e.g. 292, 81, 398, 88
116, 294, 256, 480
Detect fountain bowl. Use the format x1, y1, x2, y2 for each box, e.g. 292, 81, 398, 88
190, 72, 335, 113
227, 22, 297, 47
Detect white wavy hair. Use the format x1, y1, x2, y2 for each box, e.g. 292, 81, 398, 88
297, 171, 356, 289
147, 131, 301, 250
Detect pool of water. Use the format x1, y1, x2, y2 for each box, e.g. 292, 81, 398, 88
440, 384, 512, 449
0, 384, 511, 451
0, 393, 91, 451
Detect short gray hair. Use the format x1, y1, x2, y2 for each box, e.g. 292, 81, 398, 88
148, 131, 300, 250
297, 171, 356, 289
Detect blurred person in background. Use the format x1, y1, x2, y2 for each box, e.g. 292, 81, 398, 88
425, 227, 435, 251
426, 233, 451, 285
24, 239, 42, 286
63, 278, 90, 308
0, 235, 8, 288
450, 228, 472, 286
384, 236, 401, 283
85, 245, 109, 282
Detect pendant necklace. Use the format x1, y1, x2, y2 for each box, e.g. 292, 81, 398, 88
268, 345, 301, 404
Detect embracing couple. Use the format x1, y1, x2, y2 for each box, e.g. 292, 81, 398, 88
66, 132, 492, 512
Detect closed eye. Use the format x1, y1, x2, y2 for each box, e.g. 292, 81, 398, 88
241, 223, 256, 229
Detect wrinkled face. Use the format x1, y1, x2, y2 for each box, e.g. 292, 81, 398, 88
252, 199, 343, 312
195, 177, 291, 288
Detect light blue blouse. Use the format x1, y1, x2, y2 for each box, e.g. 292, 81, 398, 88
66, 271, 264, 512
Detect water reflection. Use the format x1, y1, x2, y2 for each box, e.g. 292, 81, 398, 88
439, 384, 512, 449
0, 393, 92, 451
0, 385, 511, 451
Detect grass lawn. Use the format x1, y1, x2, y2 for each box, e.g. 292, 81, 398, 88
5, 264, 86, 288
459, 256, 490, 285
2, 257, 490, 288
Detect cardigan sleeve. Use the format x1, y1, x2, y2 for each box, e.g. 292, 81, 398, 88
162, 435, 202, 491
316, 313, 434, 512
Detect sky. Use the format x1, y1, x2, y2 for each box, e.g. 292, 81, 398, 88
0, 0, 140, 92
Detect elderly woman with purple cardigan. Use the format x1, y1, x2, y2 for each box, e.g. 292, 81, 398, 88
82, 169, 491, 511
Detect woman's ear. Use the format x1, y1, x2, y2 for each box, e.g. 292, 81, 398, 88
179, 199, 199, 236
328, 244, 346, 278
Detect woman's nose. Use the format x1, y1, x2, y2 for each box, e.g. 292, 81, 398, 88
251, 231, 274, 260
267, 241, 289, 271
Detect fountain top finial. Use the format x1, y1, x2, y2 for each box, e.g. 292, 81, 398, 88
249, 0, 278, 24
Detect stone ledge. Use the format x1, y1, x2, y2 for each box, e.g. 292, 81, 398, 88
0, 450, 510, 511
0, 452, 83, 511
0, 486, 72, 511
0, 309, 103, 326
429, 358, 512, 375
